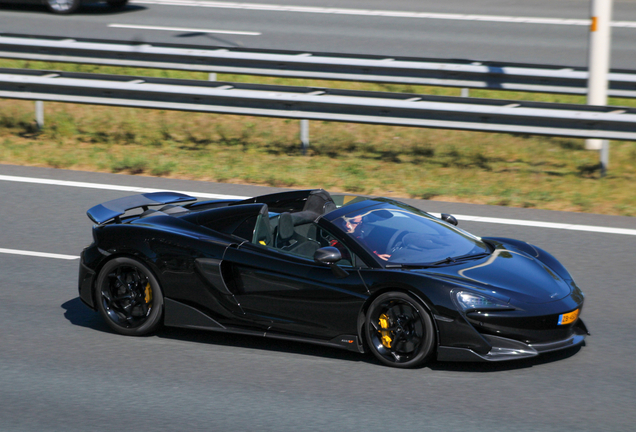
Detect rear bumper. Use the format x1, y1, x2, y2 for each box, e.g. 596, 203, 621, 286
436, 319, 588, 362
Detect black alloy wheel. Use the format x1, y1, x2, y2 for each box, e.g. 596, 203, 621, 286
45, 0, 80, 14
95, 257, 164, 336
365, 292, 435, 368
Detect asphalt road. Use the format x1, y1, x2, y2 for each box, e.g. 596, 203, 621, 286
1, 0, 635, 68
1, 163, 635, 432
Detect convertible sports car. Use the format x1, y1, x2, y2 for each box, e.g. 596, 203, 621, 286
78, 189, 589, 368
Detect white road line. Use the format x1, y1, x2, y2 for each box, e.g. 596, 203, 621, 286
1, 174, 635, 237
129, 0, 636, 28
0, 248, 79, 260
0, 175, 247, 200
108, 24, 261, 35
455, 215, 636, 237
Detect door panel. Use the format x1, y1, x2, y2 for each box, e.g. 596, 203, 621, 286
222, 244, 368, 339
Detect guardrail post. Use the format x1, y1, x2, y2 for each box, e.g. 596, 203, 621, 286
35, 100, 44, 129
300, 119, 309, 155
586, 0, 613, 176
208, 73, 217, 81
600, 140, 610, 176
461, 88, 469, 97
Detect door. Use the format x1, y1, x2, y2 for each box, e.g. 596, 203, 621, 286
221, 228, 369, 339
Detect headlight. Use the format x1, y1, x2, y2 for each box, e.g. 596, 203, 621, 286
453, 290, 514, 312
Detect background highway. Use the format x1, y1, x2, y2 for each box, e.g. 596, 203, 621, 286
1, 164, 636, 432
0, 0, 635, 68
1, 1, 636, 431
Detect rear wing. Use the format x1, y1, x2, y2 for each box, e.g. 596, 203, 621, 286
87, 192, 197, 224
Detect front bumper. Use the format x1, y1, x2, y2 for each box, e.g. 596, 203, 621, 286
436, 319, 589, 362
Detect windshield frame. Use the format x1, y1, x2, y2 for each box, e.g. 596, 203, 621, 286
331, 200, 490, 267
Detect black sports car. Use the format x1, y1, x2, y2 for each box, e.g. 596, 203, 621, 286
78, 189, 588, 368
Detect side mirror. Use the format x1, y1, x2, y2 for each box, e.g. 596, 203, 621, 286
314, 246, 342, 264
441, 213, 458, 226
314, 247, 349, 278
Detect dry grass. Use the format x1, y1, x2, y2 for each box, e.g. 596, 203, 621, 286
1, 59, 635, 216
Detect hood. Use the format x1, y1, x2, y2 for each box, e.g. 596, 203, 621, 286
416, 247, 573, 304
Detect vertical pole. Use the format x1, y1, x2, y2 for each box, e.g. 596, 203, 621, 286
300, 119, 309, 155
585, 0, 613, 176
461, 88, 469, 97
208, 73, 217, 81
35, 100, 44, 129
600, 140, 610, 177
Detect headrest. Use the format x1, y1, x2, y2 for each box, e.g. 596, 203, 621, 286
278, 212, 295, 240
303, 189, 336, 215
253, 204, 272, 245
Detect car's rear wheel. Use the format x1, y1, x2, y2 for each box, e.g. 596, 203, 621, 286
95, 257, 163, 336
364, 292, 435, 368
45, 0, 80, 14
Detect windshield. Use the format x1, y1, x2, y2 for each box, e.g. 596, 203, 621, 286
335, 202, 490, 265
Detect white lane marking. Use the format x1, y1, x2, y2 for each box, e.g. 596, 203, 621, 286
1, 174, 635, 236
455, 215, 636, 237
108, 24, 261, 35
0, 175, 247, 200
0, 248, 79, 260
129, 0, 636, 28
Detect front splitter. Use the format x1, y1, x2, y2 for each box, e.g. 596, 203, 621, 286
436, 331, 586, 362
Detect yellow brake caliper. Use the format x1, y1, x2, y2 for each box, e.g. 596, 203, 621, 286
144, 282, 153, 304
379, 313, 392, 348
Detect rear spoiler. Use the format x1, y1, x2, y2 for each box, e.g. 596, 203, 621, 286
87, 192, 197, 224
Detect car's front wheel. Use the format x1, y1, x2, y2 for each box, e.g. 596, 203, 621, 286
45, 0, 80, 14
95, 257, 164, 336
364, 292, 435, 368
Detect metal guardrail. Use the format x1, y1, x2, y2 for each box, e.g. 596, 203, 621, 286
1, 68, 635, 141
1, 33, 636, 99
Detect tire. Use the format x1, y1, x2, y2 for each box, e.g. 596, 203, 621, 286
45, 0, 80, 14
107, 0, 128, 9
364, 292, 435, 368
95, 257, 164, 336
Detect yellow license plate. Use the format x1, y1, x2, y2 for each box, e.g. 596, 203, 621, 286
558, 309, 579, 325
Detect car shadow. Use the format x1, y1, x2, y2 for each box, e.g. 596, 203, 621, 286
61, 296, 111, 332
62, 296, 585, 370
160, 326, 370, 365
61, 296, 369, 365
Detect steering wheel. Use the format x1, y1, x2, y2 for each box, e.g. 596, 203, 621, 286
386, 229, 409, 254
